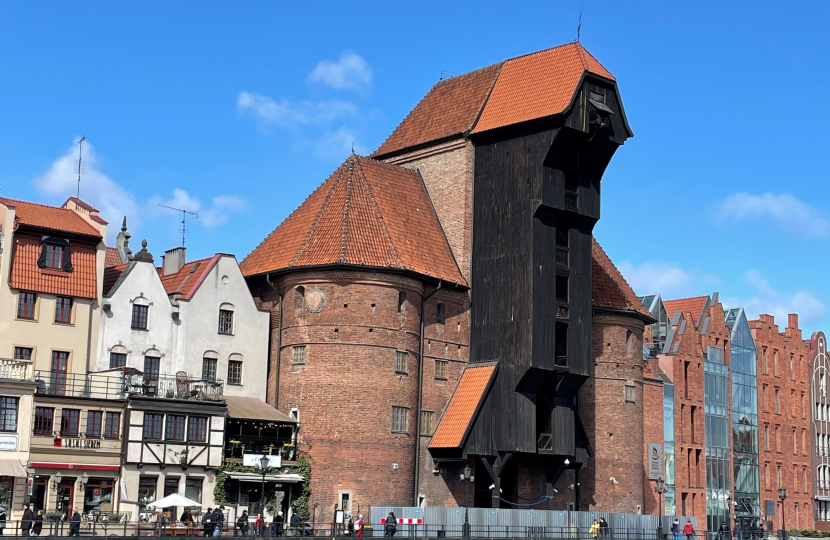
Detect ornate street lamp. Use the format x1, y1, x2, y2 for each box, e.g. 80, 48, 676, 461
778, 487, 788, 540
260, 455, 270, 516
656, 478, 666, 540
460, 465, 473, 539
726, 496, 733, 537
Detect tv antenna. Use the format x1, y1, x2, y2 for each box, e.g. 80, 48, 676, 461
76, 136, 86, 198
158, 204, 198, 247
577, 6, 583, 42
440, 70, 446, 81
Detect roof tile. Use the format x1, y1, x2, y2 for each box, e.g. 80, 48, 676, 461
1, 197, 101, 238
103, 263, 128, 296
9, 234, 98, 299
663, 296, 710, 326
105, 247, 123, 268
591, 238, 652, 318
159, 255, 219, 300
429, 364, 496, 449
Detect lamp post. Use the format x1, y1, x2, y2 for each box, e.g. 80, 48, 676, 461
778, 487, 787, 540
460, 465, 473, 539
726, 496, 733, 538
656, 478, 666, 540
259, 455, 269, 516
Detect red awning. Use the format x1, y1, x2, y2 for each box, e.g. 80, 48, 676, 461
29, 463, 120, 471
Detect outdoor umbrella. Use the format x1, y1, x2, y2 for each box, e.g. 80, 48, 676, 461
146, 494, 201, 508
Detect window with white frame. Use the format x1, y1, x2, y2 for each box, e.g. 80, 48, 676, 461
218, 305, 234, 335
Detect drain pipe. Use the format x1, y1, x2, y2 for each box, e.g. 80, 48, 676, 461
265, 274, 283, 407
414, 280, 442, 506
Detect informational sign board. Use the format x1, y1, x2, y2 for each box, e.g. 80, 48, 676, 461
0, 435, 18, 451
648, 443, 662, 480
766, 500, 776, 517
242, 454, 281, 468
335, 510, 344, 524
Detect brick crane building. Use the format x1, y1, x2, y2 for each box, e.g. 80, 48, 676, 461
242, 42, 652, 520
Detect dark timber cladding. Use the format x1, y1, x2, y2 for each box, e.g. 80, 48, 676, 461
465, 76, 631, 498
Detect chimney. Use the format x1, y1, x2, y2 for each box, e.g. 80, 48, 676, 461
116, 216, 132, 263
163, 247, 187, 275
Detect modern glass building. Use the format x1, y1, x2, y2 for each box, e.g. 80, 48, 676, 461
705, 345, 731, 535
665, 381, 676, 515
726, 307, 760, 529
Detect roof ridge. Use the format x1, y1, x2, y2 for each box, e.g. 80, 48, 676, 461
339, 157, 355, 263
664, 294, 710, 304
504, 40, 580, 63
290, 164, 347, 266
353, 156, 404, 267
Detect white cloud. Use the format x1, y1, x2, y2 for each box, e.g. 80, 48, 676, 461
716, 192, 830, 238
313, 128, 367, 161
617, 260, 717, 299
237, 92, 358, 128
308, 51, 372, 91
722, 269, 826, 330
33, 139, 138, 239
149, 189, 245, 228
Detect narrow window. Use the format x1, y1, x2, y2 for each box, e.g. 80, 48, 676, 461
556, 228, 569, 268
86, 411, 102, 438
762, 385, 768, 412
764, 425, 769, 451
762, 348, 767, 374
295, 286, 305, 309
555, 322, 568, 366
435, 360, 448, 380
33, 407, 54, 435
794, 428, 798, 454
202, 357, 217, 382
104, 412, 121, 439
218, 309, 234, 335
564, 171, 578, 210
54, 297, 72, 324
392, 406, 409, 433
51, 351, 69, 394
187, 417, 207, 442
143, 413, 164, 440
436, 303, 445, 324
109, 352, 126, 369
398, 292, 406, 314
625, 385, 636, 403
773, 349, 779, 376
790, 353, 795, 380
44, 243, 66, 270
13, 347, 32, 361
60, 409, 80, 436
777, 465, 782, 488
395, 351, 408, 374
131, 304, 148, 330
17, 292, 36, 320
292, 346, 306, 365
0, 398, 18, 432
555, 275, 569, 303
775, 425, 780, 451
775, 388, 780, 414
143, 356, 160, 384
228, 360, 243, 385
420, 411, 434, 435
166, 415, 186, 441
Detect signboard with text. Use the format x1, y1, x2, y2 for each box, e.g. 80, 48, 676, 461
242, 454, 281, 468
648, 443, 662, 480
0, 435, 18, 451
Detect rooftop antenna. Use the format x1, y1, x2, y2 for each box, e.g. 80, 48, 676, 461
158, 204, 198, 247
577, 6, 583, 42
76, 136, 86, 198
440, 70, 446, 81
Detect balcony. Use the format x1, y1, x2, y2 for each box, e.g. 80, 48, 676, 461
225, 435, 296, 462
34, 371, 224, 402
0, 358, 33, 381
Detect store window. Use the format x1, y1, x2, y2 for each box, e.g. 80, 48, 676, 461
83, 478, 114, 513
0, 477, 12, 511
138, 476, 157, 513
184, 477, 202, 504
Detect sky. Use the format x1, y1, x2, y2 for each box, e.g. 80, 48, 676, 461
2, 1, 829, 334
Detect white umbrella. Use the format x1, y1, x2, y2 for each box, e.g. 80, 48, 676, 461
146, 493, 201, 509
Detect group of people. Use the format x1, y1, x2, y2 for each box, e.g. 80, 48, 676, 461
14, 503, 80, 537
670, 519, 697, 540
233, 508, 322, 537
589, 518, 610, 538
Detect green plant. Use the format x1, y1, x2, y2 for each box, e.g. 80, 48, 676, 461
288, 456, 311, 521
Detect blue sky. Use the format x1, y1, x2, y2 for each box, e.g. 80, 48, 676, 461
2, 1, 829, 333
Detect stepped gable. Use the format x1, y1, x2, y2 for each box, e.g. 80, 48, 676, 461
591, 238, 652, 318
373, 42, 616, 157
240, 154, 467, 286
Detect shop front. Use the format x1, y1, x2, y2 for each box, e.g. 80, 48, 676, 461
27, 463, 122, 518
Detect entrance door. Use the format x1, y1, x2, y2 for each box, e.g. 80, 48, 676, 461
56, 481, 74, 513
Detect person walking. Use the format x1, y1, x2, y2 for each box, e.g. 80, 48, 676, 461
734, 522, 742, 540
599, 518, 609, 539
255, 514, 263, 537
683, 520, 695, 540
0, 506, 6, 536
213, 507, 225, 537
237, 511, 250, 536
355, 515, 364, 538
590, 520, 600, 539
290, 511, 301, 537
671, 519, 682, 540
21, 503, 33, 537
204, 508, 215, 537
31, 511, 43, 538
384, 512, 397, 538
68, 508, 81, 537
274, 511, 284, 537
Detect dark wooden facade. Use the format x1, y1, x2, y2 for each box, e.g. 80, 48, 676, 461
464, 76, 632, 505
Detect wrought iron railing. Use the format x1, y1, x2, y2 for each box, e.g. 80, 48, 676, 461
225, 435, 296, 461
33, 371, 224, 402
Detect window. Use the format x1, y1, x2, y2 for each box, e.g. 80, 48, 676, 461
436, 303, 445, 324
51, 351, 69, 394
104, 412, 121, 439
392, 406, 409, 433
805, 469, 809, 492
44, 244, 66, 270
555, 228, 569, 268
138, 476, 157, 512
17, 292, 35, 319
555, 322, 568, 366
791, 389, 796, 417
218, 309, 234, 335
395, 351, 408, 374
420, 410, 434, 435
292, 346, 306, 365
764, 425, 770, 451
143, 413, 164, 440
802, 392, 806, 418
555, 275, 569, 303
86, 411, 102, 438
131, 304, 148, 330
794, 428, 798, 454
202, 357, 217, 382
791, 353, 795, 380
564, 171, 578, 210
762, 348, 767, 374
60, 409, 80, 436
166, 415, 186, 441
625, 385, 636, 403
34, 407, 54, 435
775, 388, 780, 414
775, 425, 780, 452
762, 385, 768, 412
109, 352, 126, 369
228, 361, 242, 385
777, 465, 782, 488
144, 356, 160, 384
435, 360, 448, 380
764, 464, 769, 489
187, 417, 207, 442
13, 347, 32, 361
55, 297, 72, 323
0, 398, 18, 432
184, 478, 202, 505
773, 349, 779, 376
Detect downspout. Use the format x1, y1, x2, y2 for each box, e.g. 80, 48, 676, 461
266, 274, 283, 408
414, 280, 442, 506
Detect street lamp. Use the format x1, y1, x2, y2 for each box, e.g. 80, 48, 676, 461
260, 455, 270, 516
82, 473, 89, 485
726, 496, 733, 538
778, 488, 788, 540
655, 478, 666, 540
460, 465, 473, 539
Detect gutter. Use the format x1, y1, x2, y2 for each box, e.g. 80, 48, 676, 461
266, 274, 283, 408
414, 280, 441, 506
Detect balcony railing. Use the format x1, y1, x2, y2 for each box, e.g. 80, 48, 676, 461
0, 358, 33, 381
34, 371, 224, 402
225, 435, 296, 461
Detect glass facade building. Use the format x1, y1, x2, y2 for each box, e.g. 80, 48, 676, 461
725, 308, 760, 528
665, 382, 676, 515
705, 346, 731, 534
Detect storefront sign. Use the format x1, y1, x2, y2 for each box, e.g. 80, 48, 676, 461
243, 454, 281, 468
0, 435, 18, 451
61, 439, 101, 450
647, 443, 662, 480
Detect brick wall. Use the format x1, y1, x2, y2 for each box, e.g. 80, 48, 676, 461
643, 370, 664, 516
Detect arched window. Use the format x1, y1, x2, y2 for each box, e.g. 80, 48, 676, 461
203, 351, 219, 382
398, 292, 406, 314
109, 345, 128, 369
296, 287, 306, 310
131, 296, 150, 330
228, 353, 243, 385
219, 302, 235, 335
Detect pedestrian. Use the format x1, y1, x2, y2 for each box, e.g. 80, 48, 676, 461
213, 507, 225, 537
355, 515, 364, 538
21, 503, 33, 537
31, 511, 43, 537
734, 521, 742, 540
599, 518, 609, 539
719, 522, 728, 540
683, 520, 695, 540
68, 507, 81, 537
204, 508, 215, 537
274, 511, 284, 537
0, 506, 6, 536
255, 514, 263, 537
290, 511, 301, 537
384, 512, 397, 538
347, 514, 354, 536
590, 520, 600, 538
181, 509, 194, 527
671, 519, 681, 540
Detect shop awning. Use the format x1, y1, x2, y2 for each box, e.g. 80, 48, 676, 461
29, 462, 120, 471
225, 472, 304, 483
225, 396, 296, 423
0, 460, 27, 477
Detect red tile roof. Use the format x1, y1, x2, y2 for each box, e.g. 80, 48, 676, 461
429, 363, 496, 449
103, 263, 128, 296
160, 255, 220, 300
591, 238, 652, 318
105, 247, 123, 268
663, 296, 709, 326
373, 63, 502, 157
241, 155, 467, 286
373, 42, 615, 156
9, 234, 98, 299
0, 197, 101, 238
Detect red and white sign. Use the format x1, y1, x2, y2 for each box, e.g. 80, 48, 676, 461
381, 518, 423, 525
